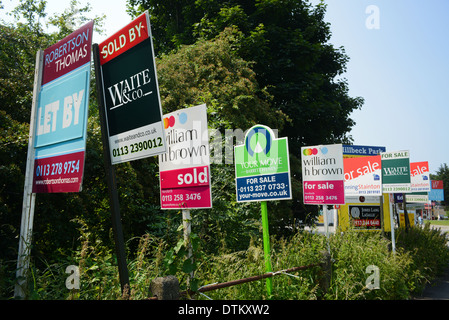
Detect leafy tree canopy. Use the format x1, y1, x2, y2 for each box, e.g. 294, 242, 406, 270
127, 0, 364, 151
0, 0, 106, 263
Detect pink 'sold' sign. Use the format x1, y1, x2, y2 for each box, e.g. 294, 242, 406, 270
160, 166, 211, 209
42, 20, 94, 85
160, 166, 209, 188
158, 104, 212, 209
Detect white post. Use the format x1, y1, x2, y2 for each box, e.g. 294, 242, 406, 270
333, 207, 338, 232
389, 198, 396, 254
323, 205, 329, 238
182, 209, 192, 248
15, 50, 43, 298
182, 209, 193, 279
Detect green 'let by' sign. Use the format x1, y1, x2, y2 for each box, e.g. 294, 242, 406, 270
235, 125, 289, 178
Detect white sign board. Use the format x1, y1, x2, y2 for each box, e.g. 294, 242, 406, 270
301, 144, 345, 205
158, 104, 212, 209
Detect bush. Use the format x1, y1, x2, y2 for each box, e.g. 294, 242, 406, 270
326, 230, 415, 299
194, 232, 327, 300
396, 223, 449, 293
3, 223, 449, 300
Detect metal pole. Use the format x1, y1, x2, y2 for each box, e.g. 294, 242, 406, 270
93, 44, 130, 294
261, 201, 272, 296
15, 50, 43, 299
198, 263, 320, 293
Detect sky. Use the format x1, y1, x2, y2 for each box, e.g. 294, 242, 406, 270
1, 0, 448, 174
0, 0, 130, 43
312, 0, 449, 175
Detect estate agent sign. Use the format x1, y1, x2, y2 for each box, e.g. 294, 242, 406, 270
381, 150, 411, 193
98, 12, 166, 164
235, 125, 292, 202
301, 144, 345, 205
429, 180, 444, 201
33, 20, 94, 193
159, 105, 212, 209
344, 155, 382, 196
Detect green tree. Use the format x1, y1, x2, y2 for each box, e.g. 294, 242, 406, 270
0, 0, 108, 280
127, 0, 363, 228
127, 0, 364, 150
157, 27, 285, 130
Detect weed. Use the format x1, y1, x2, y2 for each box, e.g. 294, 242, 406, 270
3, 223, 449, 300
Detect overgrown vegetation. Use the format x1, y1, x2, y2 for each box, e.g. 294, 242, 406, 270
2, 223, 447, 300
2, 0, 449, 301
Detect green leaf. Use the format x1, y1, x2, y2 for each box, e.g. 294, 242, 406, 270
174, 238, 184, 254
164, 249, 175, 265
190, 278, 200, 292
182, 258, 196, 274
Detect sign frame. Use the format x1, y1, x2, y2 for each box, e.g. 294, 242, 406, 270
158, 104, 212, 209
343, 155, 382, 197
301, 143, 345, 205
410, 161, 431, 192
98, 11, 166, 165
234, 125, 292, 203
429, 180, 444, 201
32, 20, 94, 193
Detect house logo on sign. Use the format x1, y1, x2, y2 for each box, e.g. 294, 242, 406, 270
245, 126, 272, 156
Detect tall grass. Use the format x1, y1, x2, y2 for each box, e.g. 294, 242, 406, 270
194, 232, 327, 300
396, 223, 449, 293
2, 223, 448, 300
325, 230, 415, 299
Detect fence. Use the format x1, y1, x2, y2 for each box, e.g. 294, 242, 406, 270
147, 250, 331, 300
